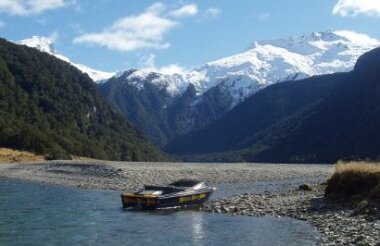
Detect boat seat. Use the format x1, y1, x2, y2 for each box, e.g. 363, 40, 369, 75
144, 185, 183, 194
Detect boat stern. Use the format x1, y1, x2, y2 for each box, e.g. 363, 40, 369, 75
121, 193, 158, 209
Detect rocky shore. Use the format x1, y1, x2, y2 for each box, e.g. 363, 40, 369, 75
1, 161, 379, 245
202, 185, 380, 245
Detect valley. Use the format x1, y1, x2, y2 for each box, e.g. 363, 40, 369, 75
1, 4, 380, 244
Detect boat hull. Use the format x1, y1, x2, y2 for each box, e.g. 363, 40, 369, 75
121, 189, 214, 210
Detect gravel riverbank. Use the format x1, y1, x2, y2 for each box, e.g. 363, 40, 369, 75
1, 161, 379, 245
0, 160, 331, 190
202, 185, 380, 245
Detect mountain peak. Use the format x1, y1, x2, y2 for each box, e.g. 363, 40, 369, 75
248, 30, 379, 51
16, 36, 115, 82
300, 30, 340, 42
19, 36, 56, 55
110, 30, 379, 109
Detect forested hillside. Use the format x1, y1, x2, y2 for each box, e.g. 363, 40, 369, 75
0, 38, 165, 161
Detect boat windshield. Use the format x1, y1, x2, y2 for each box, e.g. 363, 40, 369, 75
169, 179, 201, 187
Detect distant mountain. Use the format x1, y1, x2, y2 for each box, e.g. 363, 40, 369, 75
0, 38, 165, 161
99, 70, 233, 146
18, 36, 115, 81
115, 30, 379, 106
165, 47, 380, 163
100, 30, 379, 146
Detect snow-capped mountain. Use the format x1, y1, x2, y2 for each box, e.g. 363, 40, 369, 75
18, 36, 56, 54
191, 30, 379, 106
101, 30, 380, 146
18, 36, 115, 82
119, 30, 379, 107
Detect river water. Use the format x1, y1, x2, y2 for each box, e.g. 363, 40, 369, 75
0, 178, 319, 245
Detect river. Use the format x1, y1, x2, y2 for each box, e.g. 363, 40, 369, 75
0, 178, 319, 245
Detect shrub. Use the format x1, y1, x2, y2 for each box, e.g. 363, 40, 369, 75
44, 147, 71, 160
325, 161, 380, 200
299, 183, 312, 191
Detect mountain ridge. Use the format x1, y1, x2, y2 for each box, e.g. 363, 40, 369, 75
117, 30, 379, 104
100, 30, 379, 146
18, 36, 115, 82
165, 47, 380, 163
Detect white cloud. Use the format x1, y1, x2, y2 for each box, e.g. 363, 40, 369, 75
158, 64, 186, 75
147, 2, 166, 13
27, 0, 66, 13
205, 7, 221, 18
0, 20, 5, 28
74, 5, 176, 52
0, 0, 73, 16
74, 2, 199, 53
333, 0, 380, 17
140, 53, 186, 75
0, 0, 27, 15
169, 4, 198, 18
252, 13, 270, 21
335, 30, 379, 44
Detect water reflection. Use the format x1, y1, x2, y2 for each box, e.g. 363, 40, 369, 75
191, 212, 204, 246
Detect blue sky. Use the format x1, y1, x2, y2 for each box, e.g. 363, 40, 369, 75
0, 0, 380, 73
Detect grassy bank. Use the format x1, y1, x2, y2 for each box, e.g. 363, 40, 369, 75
0, 148, 45, 163
0, 147, 100, 163
325, 161, 380, 201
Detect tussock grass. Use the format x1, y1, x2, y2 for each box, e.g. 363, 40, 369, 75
334, 161, 380, 174
0, 148, 45, 163
0, 148, 98, 163
325, 161, 380, 201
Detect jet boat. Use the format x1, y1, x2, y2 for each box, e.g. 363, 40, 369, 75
121, 179, 216, 209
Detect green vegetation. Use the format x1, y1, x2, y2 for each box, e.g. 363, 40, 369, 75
98, 71, 176, 147
165, 72, 347, 160
98, 75, 232, 147
325, 162, 380, 201
0, 38, 165, 161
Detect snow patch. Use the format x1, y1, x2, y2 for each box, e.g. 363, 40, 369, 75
17, 36, 115, 82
